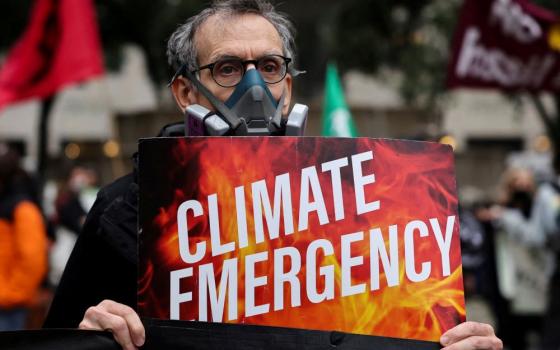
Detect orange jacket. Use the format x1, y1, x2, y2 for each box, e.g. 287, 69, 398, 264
0, 200, 48, 308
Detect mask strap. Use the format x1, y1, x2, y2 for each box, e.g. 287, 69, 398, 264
181, 67, 241, 129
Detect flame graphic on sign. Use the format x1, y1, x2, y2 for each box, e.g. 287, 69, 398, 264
138, 137, 465, 342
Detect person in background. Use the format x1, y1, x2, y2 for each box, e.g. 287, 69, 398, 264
54, 166, 98, 236
538, 156, 560, 350
49, 165, 99, 287
494, 167, 554, 350
0, 142, 48, 330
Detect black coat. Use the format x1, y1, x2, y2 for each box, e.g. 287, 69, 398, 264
43, 173, 139, 328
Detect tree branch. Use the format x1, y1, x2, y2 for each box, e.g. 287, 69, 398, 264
529, 93, 555, 134
553, 94, 560, 134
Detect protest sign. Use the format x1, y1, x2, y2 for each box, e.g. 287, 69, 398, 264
447, 0, 560, 92
138, 137, 465, 343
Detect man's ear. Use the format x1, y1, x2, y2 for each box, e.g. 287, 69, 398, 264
171, 77, 197, 113
281, 74, 292, 116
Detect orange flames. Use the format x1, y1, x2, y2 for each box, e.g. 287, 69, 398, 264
138, 137, 465, 342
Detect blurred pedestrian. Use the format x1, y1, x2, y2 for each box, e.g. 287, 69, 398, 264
459, 205, 487, 296
55, 166, 98, 234
494, 167, 553, 350
49, 166, 99, 286
0, 142, 48, 330
538, 156, 560, 350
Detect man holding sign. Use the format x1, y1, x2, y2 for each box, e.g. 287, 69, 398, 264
44, 1, 502, 350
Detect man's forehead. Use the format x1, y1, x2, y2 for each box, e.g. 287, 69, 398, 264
195, 13, 284, 63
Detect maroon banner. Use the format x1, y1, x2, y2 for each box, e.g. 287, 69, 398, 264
0, 0, 104, 109
447, 0, 560, 92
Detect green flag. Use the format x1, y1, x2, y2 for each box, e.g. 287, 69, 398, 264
321, 63, 357, 137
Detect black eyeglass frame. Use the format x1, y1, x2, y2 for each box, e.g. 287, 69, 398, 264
169, 55, 292, 88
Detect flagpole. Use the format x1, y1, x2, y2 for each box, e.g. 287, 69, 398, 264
38, 95, 55, 183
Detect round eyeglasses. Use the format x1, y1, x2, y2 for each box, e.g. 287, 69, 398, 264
192, 55, 292, 88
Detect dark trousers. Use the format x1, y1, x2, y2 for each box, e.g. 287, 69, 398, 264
541, 266, 560, 350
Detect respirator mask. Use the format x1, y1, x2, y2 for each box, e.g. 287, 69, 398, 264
169, 56, 308, 136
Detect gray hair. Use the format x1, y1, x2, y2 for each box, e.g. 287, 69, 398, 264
166, 0, 297, 74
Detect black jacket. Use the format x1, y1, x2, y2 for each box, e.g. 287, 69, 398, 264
43, 172, 139, 328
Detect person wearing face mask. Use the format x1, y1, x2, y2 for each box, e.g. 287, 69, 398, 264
54, 167, 99, 237
48, 166, 99, 287
491, 163, 560, 350
43, 1, 503, 350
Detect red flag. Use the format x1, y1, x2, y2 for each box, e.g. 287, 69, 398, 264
447, 0, 560, 92
0, 0, 104, 109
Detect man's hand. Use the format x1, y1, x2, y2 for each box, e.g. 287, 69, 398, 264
79, 300, 145, 350
440, 321, 503, 350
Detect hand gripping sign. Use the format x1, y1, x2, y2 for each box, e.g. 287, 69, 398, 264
138, 137, 465, 344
